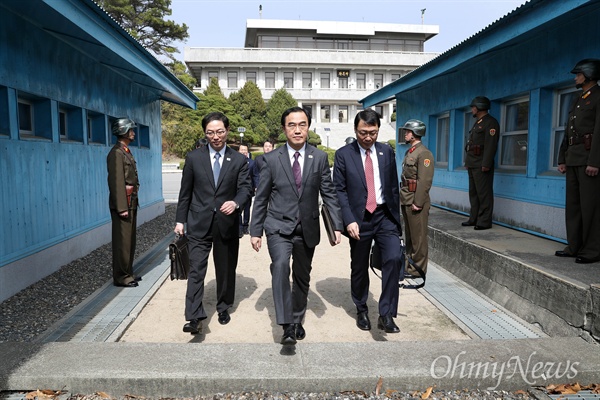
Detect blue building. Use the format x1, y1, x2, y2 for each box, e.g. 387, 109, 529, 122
0, 0, 198, 301
361, 0, 599, 240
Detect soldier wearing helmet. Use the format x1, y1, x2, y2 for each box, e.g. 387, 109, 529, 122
463, 96, 500, 230
555, 59, 600, 264
400, 119, 434, 279
107, 118, 140, 287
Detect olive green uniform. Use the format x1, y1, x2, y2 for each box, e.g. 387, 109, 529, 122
400, 142, 434, 276
465, 113, 500, 228
558, 84, 600, 260
107, 142, 140, 285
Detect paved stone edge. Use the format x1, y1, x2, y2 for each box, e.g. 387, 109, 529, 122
0, 338, 598, 397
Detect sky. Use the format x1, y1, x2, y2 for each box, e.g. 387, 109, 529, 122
168, 0, 528, 62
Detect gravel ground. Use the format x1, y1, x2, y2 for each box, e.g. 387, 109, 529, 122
0, 204, 177, 342
0, 204, 537, 399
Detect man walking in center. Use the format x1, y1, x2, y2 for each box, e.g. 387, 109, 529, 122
250, 106, 342, 345
463, 96, 500, 230
174, 112, 252, 334
333, 109, 403, 334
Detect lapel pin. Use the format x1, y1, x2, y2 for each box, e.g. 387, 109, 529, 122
308, 155, 313, 159
226, 157, 231, 161
379, 152, 383, 156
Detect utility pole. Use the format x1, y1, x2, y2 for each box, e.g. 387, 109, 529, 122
421, 8, 426, 25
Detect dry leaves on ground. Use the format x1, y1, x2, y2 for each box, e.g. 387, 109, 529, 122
546, 382, 600, 394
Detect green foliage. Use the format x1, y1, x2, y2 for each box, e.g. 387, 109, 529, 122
317, 145, 336, 167
391, 111, 396, 122
265, 89, 297, 142
308, 130, 322, 146
97, 0, 189, 60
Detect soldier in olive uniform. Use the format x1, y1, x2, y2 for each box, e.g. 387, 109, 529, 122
400, 120, 434, 277
107, 118, 141, 287
555, 59, 600, 264
463, 96, 500, 230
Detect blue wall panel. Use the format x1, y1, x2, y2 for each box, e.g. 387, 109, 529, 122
0, 8, 164, 267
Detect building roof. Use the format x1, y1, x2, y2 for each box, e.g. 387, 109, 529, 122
359, 0, 594, 108
245, 19, 439, 48
1, 0, 198, 109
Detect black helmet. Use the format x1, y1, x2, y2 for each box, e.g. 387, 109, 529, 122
469, 96, 491, 111
345, 137, 356, 145
570, 59, 600, 81
400, 119, 426, 137
112, 118, 137, 137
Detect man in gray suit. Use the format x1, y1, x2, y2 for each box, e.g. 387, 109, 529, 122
250, 107, 343, 345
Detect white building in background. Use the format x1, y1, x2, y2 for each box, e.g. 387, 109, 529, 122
185, 19, 439, 148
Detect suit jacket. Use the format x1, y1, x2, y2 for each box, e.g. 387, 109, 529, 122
333, 141, 401, 232
176, 145, 252, 240
250, 144, 343, 249
107, 142, 139, 213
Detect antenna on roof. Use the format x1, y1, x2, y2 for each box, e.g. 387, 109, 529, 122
421, 8, 426, 25
259, 4, 262, 19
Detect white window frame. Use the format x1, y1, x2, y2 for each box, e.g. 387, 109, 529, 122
227, 71, 238, 89
246, 71, 257, 84
436, 113, 450, 166
302, 72, 312, 89
283, 72, 294, 89
265, 71, 275, 89
551, 87, 579, 169
356, 73, 366, 90
320, 72, 330, 89
500, 96, 530, 169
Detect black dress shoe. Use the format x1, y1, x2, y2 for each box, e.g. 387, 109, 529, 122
377, 316, 400, 333
474, 225, 491, 231
218, 311, 231, 325
281, 325, 297, 345
134, 276, 142, 282
356, 311, 371, 331
576, 256, 597, 264
461, 221, 475, 227
115, 281, 138, 287
295, 323, 306, 340
183, 319, 201, 334
555, 250, 575, 258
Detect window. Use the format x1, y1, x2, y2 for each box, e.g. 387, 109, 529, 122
339, 77, 348, 89
436, 114, 450, 165
320, 73, 330, 89
374, 73, 383, 89
0, 86, 9, 137
246, 71, 256, 84
356, 73, 366, 89
552, 88, 579, 168
87, 111, 106, 144
208, 71, 219, 87
339, 105, 348, 123
18, 100, 33, 133
302, 72, 312, 89
265, 72, 275, 89
18, 92, 52, 140
227, 71, 238, 89
391, 73, 401, 82
58, 103, 84, 143
321, 105, 330, 122
463, 111, 473, 164
284, 72, 294, 89
139, 124, 150, 148
500, 98, 529, 168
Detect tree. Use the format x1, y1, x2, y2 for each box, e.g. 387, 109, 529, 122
265, 89, 298, 142
164, 60, 196, 90
97, 0, 188, 60
230, 81, 269, 144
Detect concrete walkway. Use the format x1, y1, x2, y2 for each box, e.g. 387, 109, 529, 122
1, 207, 600, 397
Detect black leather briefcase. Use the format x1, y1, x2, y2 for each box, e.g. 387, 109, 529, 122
169, 234, 190, 280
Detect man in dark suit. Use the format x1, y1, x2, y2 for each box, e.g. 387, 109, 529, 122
333, 109, 403, 333
250, 107, 343, 345
252, 140, 274, 188
174, 112, 252, 334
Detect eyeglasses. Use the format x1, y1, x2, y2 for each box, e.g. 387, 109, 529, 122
356, 130, 379, 137
205, 129, 227, 137
285, 122, 309, 130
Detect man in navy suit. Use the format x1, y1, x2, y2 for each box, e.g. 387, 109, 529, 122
250, 107, 343, 345
333, 109, 403, 333
174, 112, 252, 334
